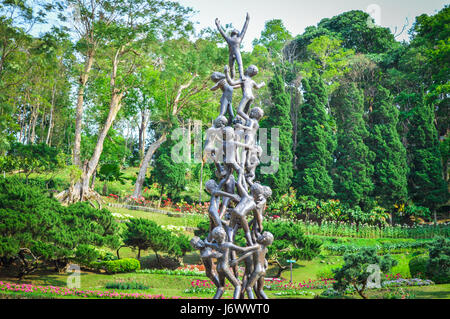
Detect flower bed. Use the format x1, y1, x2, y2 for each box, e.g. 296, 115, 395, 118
0, 281, 178, 299
382, 278, 434, 288
136, 268, 205, 276
264, 277, 335, 290
184, 279, 224, 294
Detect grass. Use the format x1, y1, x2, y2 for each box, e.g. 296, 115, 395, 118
108, 206, 207, 229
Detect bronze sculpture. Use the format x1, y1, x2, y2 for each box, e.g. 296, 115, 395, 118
192, 13, 274, 299
215, 13, 250, 80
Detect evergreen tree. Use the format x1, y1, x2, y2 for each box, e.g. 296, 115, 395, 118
295, 72, 335, 199
150, 128, 188, 202
259, 74, 293, 199
366, 86, 408, 212
332, 83, 374, 209
407, 93, 448, 215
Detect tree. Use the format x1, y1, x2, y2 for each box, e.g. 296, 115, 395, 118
259, 73, 293, 199
314, 10, 396, 54
122, 218, 163, 260
295, 72, 335, 199
406, 93, 448, 219
332, 83, 374, 210
132, 36, 225, 198
252, 19, 292, 58
56, 0, 194, 206
365, 86, 408, 216
0, 178, 121, 278
332, 247, 397, 299
150, 131, 188, 205
4, 142, 65, 183
300, 35, 354, 95
410, 6, 449, 139
122, 218, 180, 266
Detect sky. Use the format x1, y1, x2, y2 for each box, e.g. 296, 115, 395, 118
177, 0, 448, 51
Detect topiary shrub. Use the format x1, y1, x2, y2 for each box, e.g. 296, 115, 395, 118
98, 258, 141, 274
333, 247, 397, 299
409, 256, 428, 279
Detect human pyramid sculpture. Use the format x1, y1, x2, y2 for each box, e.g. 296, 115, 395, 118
190, 13, 274, 299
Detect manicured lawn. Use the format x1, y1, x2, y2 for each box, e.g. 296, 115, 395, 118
108, 206, 207, 229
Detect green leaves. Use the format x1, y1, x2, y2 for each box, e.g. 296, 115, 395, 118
0, 178, 121, 274
332, 247, 397, 298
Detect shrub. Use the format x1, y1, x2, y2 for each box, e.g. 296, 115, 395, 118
263, 220, 322, 277
0, 178, 121, 277
409, 256, 428, 279
426, 237, 450, 284
139, 255, 180, 270
332, 247, 397, 299
101, 258, 140, 274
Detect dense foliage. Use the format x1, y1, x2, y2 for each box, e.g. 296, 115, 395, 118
332, 247, 397, 299
0, 1, 447, 220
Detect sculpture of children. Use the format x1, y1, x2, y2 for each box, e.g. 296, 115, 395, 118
234, 107, 264, 168
190, 236, 222, 289
215, 13, 250, 80
250, 183, 272, 235
230, 231, 274, 299
245, 144, 262, 187
210, 71, 240, 122
218, 126, 256, 191
204, 227, 258, 299
213, 174, 256, 246
203, 115, 228, 176
204, 179, 225, 240
224, 64, 265, 121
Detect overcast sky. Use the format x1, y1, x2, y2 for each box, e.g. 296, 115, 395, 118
177, 0, 448, 51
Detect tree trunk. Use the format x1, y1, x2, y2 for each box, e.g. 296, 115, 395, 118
73, 51, 95, 166
56, 49, 123, 207
46, 84, 56, 145
102, 181, 108, 196
139, 110, 150, 161
116, 245, 126, 259
90, 166, 97, 189
154, 251, 161, 267
29, 102, 39, 144
272, 259, 288, 278
133, 133, 167, 198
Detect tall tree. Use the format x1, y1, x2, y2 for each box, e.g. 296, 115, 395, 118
132, 36, 223, 198
332, 83, 374, 209
295, 72, 335, 199
406, 92, 448, 219
150, 129, 188, 205
366, 85, 408, 216
259, 73, 293, 199
56, 0, 194, 205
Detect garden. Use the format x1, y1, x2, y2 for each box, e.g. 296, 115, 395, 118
0, 177, 449, 300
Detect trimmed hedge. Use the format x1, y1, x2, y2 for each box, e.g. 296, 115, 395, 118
92, 258, 140, 273
409, 256, 428, 279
